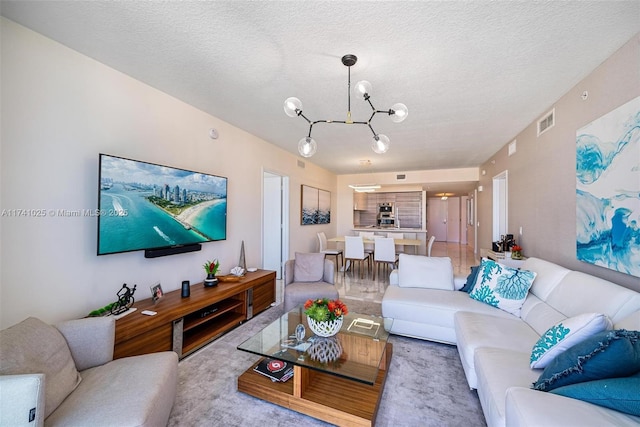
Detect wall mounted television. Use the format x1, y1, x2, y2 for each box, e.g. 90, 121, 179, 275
97, 154, 227, 257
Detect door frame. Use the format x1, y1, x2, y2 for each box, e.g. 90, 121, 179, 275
492, 170, 508, 242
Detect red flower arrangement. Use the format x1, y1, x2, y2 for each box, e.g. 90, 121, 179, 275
304, 298, 348, 322
512, 245, 522, 252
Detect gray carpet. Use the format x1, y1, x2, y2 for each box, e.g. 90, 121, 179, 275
168, 300, 486, 426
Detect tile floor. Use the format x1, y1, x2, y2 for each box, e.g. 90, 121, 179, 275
335, 242, 480, 303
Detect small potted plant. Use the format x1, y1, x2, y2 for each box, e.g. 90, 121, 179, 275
203, 259, 220, 287
304, 298, 348, 337
511, 245, 523, 260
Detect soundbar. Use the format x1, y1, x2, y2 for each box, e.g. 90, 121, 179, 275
144, 243, 202, 258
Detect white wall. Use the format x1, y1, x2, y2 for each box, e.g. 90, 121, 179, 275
477, 33, 640, 292
0, 18, 335, 328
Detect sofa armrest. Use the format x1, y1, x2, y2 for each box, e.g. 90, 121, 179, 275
323, 259, 335, 285
389, 269, 399, 286
284, 259, 294, 286
55, 317, 114, 371
0, 374, 45, 427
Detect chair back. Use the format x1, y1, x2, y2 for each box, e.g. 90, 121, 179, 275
358, 231, 375, 252
317, 232, 328, 252
428, 235, 436, 256
374, 237, 397, 262
387, 232, 404, 252
345, 236, 365, 259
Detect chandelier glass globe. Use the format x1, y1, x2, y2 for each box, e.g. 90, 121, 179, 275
284, 97, 303, 117
390, 103, 408, 123
353, 80, 372, 99
298, 136, 317, 157
371, 134, 390, 154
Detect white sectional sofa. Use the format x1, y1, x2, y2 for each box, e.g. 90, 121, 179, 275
381, 254, 640, 427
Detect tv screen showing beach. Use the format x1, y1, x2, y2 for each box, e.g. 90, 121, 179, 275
97, 154, 227, 256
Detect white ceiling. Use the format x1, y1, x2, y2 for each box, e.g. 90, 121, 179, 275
2, 1, 639, 185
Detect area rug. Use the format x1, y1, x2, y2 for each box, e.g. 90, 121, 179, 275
168, 300, 486, 426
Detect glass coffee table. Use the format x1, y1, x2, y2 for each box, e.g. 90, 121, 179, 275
237, 307, 393, 426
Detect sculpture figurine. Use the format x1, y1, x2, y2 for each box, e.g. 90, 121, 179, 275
111, 283, 137, 315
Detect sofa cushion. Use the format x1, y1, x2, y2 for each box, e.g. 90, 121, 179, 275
530, 313, 612, 369
550, 371, 640, 416
45, 352, 178, 427
397, 254, 454, 290
506, 386, 640, 427
460, 265, 480, 293
293, 252, 325, 282
469, 259, 536, 317
382, 285, 515, 345
474, 347, 541, 427
533, 329, 640, 391
0, 317, 82, 418
455, 311, 541, 389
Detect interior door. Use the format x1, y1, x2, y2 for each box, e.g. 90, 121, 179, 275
446, 197, 460, 243
262, 172, 288, 280
427, 198, 448, 241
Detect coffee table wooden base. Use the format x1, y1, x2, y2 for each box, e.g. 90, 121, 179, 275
237, 343, 392, 427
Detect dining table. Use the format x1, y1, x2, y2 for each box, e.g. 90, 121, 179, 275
327, 236, 422, 248
327, 236, 423, 273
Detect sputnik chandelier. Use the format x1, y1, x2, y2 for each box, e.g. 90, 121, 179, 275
284, 54, 408, 158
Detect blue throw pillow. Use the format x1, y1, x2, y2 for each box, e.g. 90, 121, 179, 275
460, 265, 479, 293
550, 371, 640, 416
533, 330, 640, 392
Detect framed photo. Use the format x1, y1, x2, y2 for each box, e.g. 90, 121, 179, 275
150, 283, 163, 304
301, 185, 331, 225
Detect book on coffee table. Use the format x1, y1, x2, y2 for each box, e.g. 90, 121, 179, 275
253, 358, 294, 382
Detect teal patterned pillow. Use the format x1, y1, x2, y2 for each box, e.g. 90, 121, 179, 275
530, 313, 612, 369
469, 259, 536, 317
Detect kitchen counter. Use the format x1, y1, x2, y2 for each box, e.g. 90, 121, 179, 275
353, 227, 427, 232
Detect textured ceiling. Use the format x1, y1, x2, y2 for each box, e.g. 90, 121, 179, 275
2, 1, 639, 180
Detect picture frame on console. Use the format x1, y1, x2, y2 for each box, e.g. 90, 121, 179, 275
151, 283, 163, 303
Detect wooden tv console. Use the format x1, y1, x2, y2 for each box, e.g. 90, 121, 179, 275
113, 269, 276, 359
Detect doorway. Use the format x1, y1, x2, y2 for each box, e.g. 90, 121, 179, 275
427, 197, 461, 242
493, 171, 508, 241
262, 171, 289, 280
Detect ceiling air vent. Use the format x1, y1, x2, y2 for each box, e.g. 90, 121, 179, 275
537, 108, 555, 137
396, 174, 406, 181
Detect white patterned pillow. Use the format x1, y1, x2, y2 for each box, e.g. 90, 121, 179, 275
530, 313, 612, 369
469, 259, 536, 317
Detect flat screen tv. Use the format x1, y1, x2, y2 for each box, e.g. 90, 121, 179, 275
97, 154, 227, 256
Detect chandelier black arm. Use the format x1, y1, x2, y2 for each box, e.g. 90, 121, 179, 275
297, 110, 312, 124
367, 123, 378, 137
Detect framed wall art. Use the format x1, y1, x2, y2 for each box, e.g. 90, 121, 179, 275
576, 95, 639, 277
301, 185, 331, 225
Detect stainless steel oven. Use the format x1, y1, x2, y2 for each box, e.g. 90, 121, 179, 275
377, 203, 396, 227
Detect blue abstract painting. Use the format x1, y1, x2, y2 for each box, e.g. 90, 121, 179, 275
576, 96, 640, 277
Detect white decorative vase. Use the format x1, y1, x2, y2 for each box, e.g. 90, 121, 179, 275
307, 316, 343, 337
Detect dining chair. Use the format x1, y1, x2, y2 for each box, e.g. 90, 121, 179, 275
386, 232, 405, 254
358, 231, 376, 257
427, 235, 436, 257
344, 236, 371, 279
317, 232, 343, 270
373, 237, 399, 280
